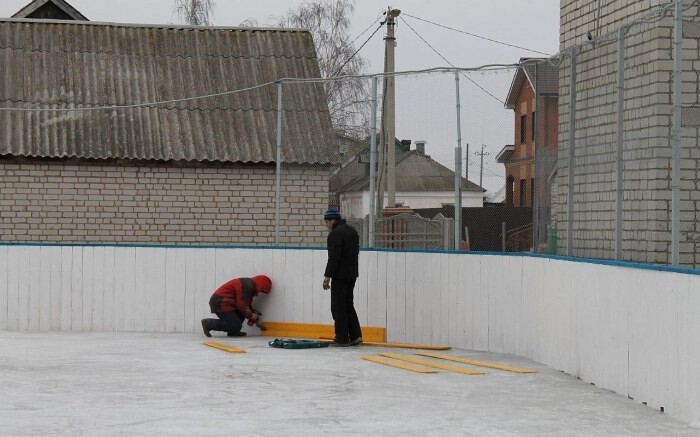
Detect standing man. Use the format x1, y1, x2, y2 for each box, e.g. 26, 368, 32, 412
322, 208, 363, 347
201, 275, 271, 337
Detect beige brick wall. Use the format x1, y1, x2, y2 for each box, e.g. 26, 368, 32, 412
557, 0, 700, 267
0, 158, 329, 246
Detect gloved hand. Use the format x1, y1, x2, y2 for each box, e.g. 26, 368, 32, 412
322, 276, 331, 290
246, 312, 267, 331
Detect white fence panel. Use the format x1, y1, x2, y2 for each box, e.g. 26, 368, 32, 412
677, 273, 700, 422
0, 245, 7, 330
627, 269, 680, 414
1, 244, 700, 425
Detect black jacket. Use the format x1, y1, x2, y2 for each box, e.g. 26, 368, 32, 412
324, 219, 359, 281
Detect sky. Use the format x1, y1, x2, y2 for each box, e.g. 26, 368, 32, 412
0, 0, 561, 192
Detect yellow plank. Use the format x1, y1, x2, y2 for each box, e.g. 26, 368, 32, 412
203, 341, 246, 354
416, 352, 537, 374
362, 355, 438, 374
261, 322, 385, 342
318, 337, 450, 350
380, 353, 485, 375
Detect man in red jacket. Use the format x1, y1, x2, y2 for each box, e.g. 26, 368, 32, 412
201, 275, 272, 337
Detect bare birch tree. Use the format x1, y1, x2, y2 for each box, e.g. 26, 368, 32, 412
274, 0, 370, 139
174, 0, 215, 26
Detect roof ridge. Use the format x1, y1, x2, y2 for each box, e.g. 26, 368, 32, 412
0, 17, 309, 33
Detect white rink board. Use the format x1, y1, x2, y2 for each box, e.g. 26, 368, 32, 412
0, 244, 699, 425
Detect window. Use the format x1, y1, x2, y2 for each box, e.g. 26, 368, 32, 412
506, 176, 515, 207
531, 111, 536, 142
520, 115, 527, 143
519, 179, 526, 206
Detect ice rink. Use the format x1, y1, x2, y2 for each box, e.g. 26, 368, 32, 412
1, 331, 698, 436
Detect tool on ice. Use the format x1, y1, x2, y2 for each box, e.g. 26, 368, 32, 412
268, 338, 329, 349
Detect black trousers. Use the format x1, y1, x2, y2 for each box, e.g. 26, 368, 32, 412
330, 278, 362, 343
205, 311, 244, 334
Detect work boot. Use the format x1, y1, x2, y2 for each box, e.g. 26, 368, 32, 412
227, 331, 247, 337
201, 319, 212, 337
349, 337, 363, 346
328, 338, 351, 347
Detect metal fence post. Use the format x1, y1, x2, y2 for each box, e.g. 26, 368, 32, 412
502, 222, 506, 252
369, 77, 378, 248
615, 27, 626, 261
454, 70, 463, 251
566, 50, 577, 257
533, 62, 539, 253
671, 1, 683, 266
362, 215, 369, 247
274, 80, 283, 246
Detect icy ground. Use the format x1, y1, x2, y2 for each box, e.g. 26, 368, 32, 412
1, 331, 698, 436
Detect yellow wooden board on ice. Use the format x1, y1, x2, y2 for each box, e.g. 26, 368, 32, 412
362, 355, 438, 374
416, 352, 537, 374
261, 322, 385, 342
318, 337, 450, 350
203, 341, 246, 354
380, 353, 485, 375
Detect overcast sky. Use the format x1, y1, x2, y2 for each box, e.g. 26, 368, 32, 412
0, 0, 560, 192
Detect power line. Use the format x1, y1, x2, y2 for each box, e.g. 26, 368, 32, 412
399, 16, 506, 105
431, 157, 503, 179
331, 23, 383, 77
348, 14, 383, 46
401, 13, 551, 56
330, 14, 385, 78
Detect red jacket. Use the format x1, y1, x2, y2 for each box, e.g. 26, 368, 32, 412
209, 276, 270, 319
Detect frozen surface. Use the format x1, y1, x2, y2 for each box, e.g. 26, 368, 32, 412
0, 331, 698, 437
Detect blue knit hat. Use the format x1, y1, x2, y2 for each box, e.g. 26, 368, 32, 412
323, 208, 342, 220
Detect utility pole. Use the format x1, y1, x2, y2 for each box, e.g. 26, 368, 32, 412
475, 144, 490, 188
383, 6, 400, 208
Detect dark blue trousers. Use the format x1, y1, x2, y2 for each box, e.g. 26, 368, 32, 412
204, 311, 243, 334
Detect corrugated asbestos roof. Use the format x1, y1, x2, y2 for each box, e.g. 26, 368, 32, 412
333, 150, 484, 193
0, 19, 339, 164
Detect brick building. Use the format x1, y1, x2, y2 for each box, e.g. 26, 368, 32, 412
498, 59, 559, 209
0, 0, 339, 246
558, 1, 700, 266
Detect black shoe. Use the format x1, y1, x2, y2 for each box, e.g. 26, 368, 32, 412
349, 337, 363, 346
329, 339, 351, 347
201, 319, 211, 338
227, 331, 247, 337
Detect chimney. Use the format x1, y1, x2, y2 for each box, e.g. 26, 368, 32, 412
400, 139, 411, 153
415, 140, 426, 155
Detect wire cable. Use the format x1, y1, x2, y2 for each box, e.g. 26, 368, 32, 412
348, 14, 383, 47
0, 82, 276, 112
399, 16, 507, 105
0, 66, 517, 113
331, 23, 383, 77
402, 13, 551, 56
